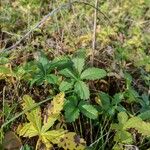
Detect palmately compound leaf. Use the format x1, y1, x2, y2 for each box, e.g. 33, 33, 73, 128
81, 68, 107, 80
79, 102, 98, 119
42, 92, 65, 132
112, 112, 150, 147
124, 117, 150, 137
22, 95, 42, 132
74, 81, 90, 100
111, 112, 133, 145
17, 93, 86, 150
72, 57, 85, 75
58, 132, 86, 150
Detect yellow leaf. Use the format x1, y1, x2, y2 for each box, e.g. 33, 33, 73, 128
17, 93, 86, 150
42, 92, 65, 132
58, 132, 86, 150
22, 95, 42, 132
38, 137, 53, 149
17, 123, 38, 138
0, 65, 13, 79
41, 129, 67, 145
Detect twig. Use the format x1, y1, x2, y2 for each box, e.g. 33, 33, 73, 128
1, 0, 111, 53
91, 0, 98, 66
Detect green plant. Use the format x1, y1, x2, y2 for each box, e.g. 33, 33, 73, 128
22, 144, 33, 150
29, 55, 58, 86
59, 55, 107, 100
123, 73, 140, 102
17, 93, 86, 150
137, 93, 150, 120
112, 111, 150, 149
27, 54, 71, 86
64, 95, 98, 122
97, 92, 125, 117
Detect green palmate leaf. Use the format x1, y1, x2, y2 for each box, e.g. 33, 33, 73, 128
22, 95, 41, 132
123, 117, 142, 130
81, 68, 107, 80
74, 81, 90, 100
59, 68, 77, 80
58, 132, 86, 150
79, 102, 98, 119
59, 80, 74, 92
72, 57, 85, 74
42, 93, 65, 132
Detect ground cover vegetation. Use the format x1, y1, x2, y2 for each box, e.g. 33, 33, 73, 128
0, 0, 150, 149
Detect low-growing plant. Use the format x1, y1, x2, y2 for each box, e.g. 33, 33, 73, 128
137, 93, 150, 120
19, 53, 71, 86
112, 111, 150, 149
97, 92, 126, 117
17, 92, 86, 150
29, 55, 60, 86
59, 55, 107, 100
64, 95, 98, 122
